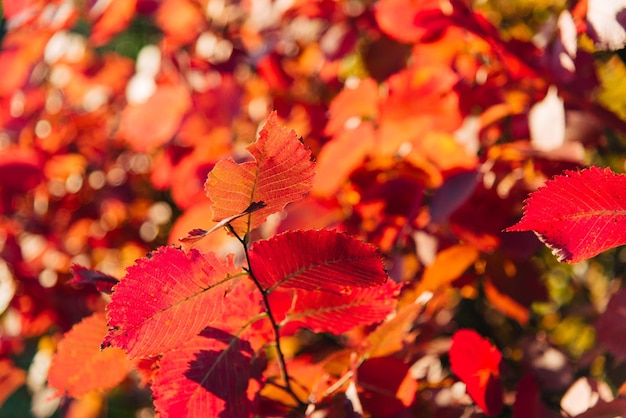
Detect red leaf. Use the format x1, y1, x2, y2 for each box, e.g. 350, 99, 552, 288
248, 229, 388, 293
48, 312, 133, 398
69, 265, 119, 295
507, 167, 626, 263
118, 85, 191, 153
513, 375, 559, 418
449, 329, 503, 417
152, 327, 264, 418
357, 356, 418, 417
152, 281, 268, 417
270, 280, 399, 335
205, 112, 315, 235
103, 247, 241, 358
595, 288, 626, 360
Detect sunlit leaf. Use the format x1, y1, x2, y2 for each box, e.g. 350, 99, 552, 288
48, 312, 133, 397
449, 329, 503, 417
248, 229, 388, 293
507, 167, 626, 263
103, 247, 241, 358
270, 280, 398, 335
205, 112, 315, 235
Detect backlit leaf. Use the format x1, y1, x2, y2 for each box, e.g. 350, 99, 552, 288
48, 312, 133, 398
103, 247, 241, 358
153, 327, 264, 418
449, 329, 503, 417
205, 112, 315, 235
248, 229, 388, 293
270, 280, 399, 335
507, 167, 626, 263
152, 281, 267, 418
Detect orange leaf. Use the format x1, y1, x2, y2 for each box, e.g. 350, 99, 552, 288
89, 0, 138, 46
118, 85, 191, 152
416, 244, 479, 294
313, 121, 376, 198
0, 359, 25, 407
48, 312, 133, 398
324, 78, 379, 136
156, 0, 205, 48
205, 112, 315, 235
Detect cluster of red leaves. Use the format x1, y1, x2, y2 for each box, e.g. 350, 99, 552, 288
1, 0, 626, 417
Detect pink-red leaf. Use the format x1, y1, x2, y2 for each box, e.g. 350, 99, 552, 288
48, 312, 133, 397
152, 327, 264, 418
449, 329, 503, 417
248, 229, 388, 293
152, 281, 267, 418
507, 167, 626, 263
204, 112, 315, 235
270, 280, 399, 335
103, 247, 241, 358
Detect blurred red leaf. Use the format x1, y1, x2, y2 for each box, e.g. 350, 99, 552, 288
103, 247, 242, 358
595, 288, 626, 360
513, 374, 559, 418
48, 312, 133, 398
205, 112, 314, 235
357, 356, 418, 417
507, 167, 626, 263
270, 280, 398, 335
0, 147, 42, 192
248, 229, 388, 293
118, 85, 191, 152
89, 0, 138, 46
449, 329, 503, 416
69, 265, 119, 295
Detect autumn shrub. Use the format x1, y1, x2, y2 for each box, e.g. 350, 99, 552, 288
2, 0, 626, 417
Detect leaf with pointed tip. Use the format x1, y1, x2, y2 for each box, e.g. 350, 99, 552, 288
270, 280, 399, 335
103, 247, 241, 358
204, 112, 315, 235
48, 312, 133, 398
507, 167, 626, 263
449, 329, 503, 417
248, 229, 388, 293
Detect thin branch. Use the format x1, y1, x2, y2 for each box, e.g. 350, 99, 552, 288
230, 223, 306, 408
